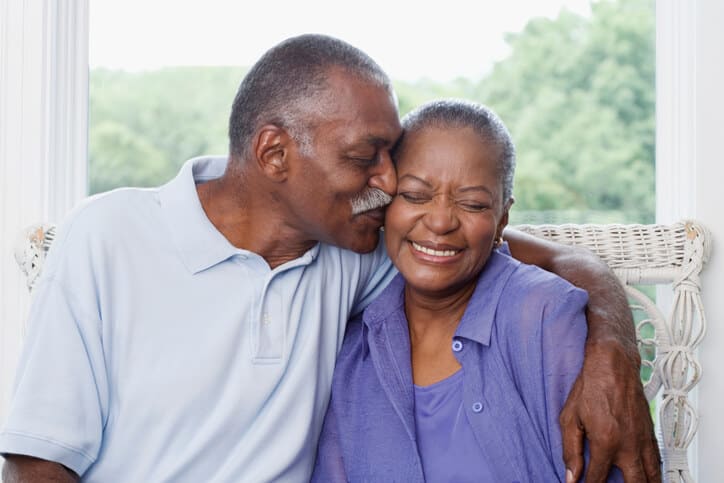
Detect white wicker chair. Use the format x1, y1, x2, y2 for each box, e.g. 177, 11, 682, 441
515, 220, 711, 483
14, 220, 711, 482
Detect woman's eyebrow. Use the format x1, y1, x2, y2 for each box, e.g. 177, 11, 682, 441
397, 174, 432, 188
398, 176, 495, 197
458, 185, 494, 196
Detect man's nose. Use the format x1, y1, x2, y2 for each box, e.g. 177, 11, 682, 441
368, 150, 397, 196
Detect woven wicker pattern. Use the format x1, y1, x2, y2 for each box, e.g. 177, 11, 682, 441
13, 223, 56, 291
515, 220, 711, 483
515, 222, 698, 269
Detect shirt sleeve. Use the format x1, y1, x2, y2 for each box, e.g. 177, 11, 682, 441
539, 286, 625, 483
310, 401, 349, 482
0, 215, 108, 476
539, 285, 589, 480
350, 233, 397, 316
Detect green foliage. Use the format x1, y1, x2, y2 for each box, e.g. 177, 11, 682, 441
393, 78, 477, 117
89, 66, 245, 193
89, 0, 655, 223
475, 0, 655, 222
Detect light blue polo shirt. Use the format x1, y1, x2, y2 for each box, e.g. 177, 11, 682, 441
0, 156, 394, 482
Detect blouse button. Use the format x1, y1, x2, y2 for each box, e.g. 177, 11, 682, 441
452, 339, 464, 352
472, 401, 484, 413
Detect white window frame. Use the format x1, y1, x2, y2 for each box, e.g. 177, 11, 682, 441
655, 1, 724, 480
2, 0, 723, 479
0, 0, 88, 419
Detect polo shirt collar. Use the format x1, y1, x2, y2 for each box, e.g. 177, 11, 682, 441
159, 156, 241, 274
362, 248, 519, 347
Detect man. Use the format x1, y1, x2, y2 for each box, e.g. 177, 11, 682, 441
1, 34, 659, 482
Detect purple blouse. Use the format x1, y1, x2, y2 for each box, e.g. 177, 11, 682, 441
312, 249, 623, 482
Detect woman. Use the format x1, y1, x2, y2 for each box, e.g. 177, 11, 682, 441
312, 100, 621, 482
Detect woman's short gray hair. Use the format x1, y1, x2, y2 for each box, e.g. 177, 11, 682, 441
399, 99, 516, 203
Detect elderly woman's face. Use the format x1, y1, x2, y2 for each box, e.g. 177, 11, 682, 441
384, 126, 509, 297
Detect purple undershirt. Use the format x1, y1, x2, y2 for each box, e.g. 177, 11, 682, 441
414, 368, 496, 482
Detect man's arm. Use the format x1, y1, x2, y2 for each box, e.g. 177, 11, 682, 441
2, 455, 79, 483
503, 227, 662, 483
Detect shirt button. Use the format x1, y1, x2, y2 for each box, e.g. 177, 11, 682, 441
452, 340, 463, 352
472, 401, 484, 413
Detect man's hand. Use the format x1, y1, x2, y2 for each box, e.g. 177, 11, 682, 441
559, 339, 662, 483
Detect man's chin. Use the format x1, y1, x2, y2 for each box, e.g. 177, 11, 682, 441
349, 243, 378, 254
339, 231, 381, 254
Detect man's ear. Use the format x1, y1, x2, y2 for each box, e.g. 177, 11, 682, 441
254, 125, 290, 182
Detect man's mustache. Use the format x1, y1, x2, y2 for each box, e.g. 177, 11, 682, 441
351, 188, 392, 215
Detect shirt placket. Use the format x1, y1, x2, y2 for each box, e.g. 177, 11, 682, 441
251, 273, 284, 364
458, 342, 522, 483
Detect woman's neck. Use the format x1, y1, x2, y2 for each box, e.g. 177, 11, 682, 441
404, 281, 477, 386
404, 282, 476, 338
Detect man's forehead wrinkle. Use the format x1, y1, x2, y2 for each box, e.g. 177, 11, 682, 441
361, 134, 393, 147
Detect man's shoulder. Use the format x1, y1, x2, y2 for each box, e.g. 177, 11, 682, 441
60, 187, 161, 239
44, 188, 163, 275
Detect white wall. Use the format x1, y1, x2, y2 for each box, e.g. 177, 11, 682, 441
691, 1, 724, 480
656, 1, 724, 480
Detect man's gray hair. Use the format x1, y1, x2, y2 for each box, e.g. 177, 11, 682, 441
229, 34, 392, 160
398, 99, 516, 203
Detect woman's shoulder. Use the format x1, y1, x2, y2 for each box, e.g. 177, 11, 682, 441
485, 253, 588, 345
498, 253, 588, 309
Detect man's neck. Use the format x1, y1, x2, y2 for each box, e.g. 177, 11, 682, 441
196, 174, 316, 269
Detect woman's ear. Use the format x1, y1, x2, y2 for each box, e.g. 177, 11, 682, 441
254, 125, 290, 182
497, 197, 514, 241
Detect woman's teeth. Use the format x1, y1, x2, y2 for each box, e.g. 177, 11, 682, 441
411, 242, 459, 257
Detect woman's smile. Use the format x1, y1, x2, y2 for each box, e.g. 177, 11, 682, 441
408, 240, 463, 261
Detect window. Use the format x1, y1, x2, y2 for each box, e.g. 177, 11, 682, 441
89, 0, 655, 224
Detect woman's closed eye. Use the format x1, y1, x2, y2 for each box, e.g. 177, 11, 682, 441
457, 200, 491, 212
398, 192, 431, 204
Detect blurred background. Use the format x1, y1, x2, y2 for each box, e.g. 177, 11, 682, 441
88, 0, 655, 224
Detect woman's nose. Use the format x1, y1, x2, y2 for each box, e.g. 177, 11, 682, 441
422, 197, 460, 235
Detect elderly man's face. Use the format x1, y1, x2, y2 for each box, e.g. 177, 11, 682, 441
286, 70, 402, 253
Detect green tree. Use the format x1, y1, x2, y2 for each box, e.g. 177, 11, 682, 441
89, 121, 169, 193
89, 67, 246, 193
474, 0, 655, 222
394, 77, 477, 117
89, 0, 655, 224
